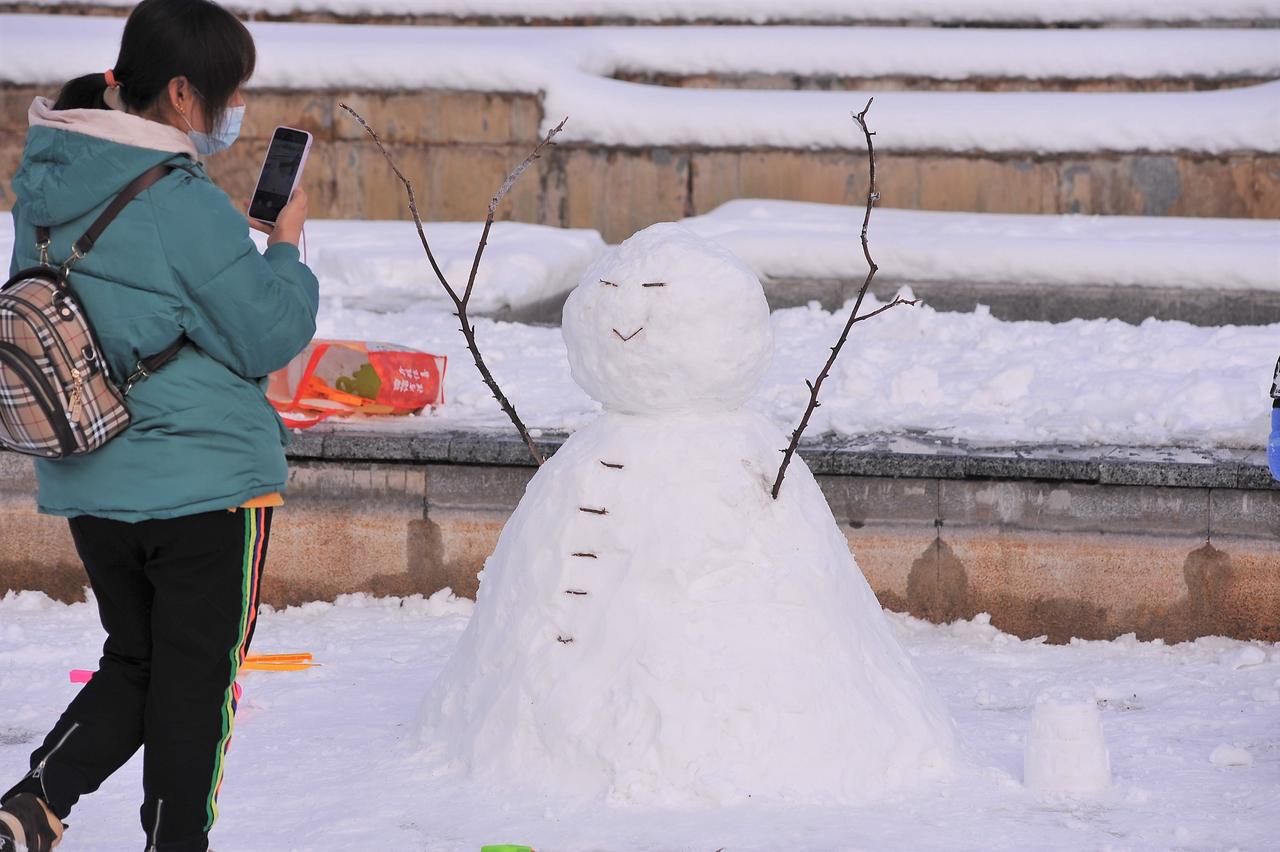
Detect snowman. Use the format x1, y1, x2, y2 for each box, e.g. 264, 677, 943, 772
420, 223, 955, 805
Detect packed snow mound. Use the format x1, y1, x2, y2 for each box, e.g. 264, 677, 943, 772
419, 226, 955, 805
419, 413, 956, 805
562, 223, 773, 414
1023, 691, 1112, 795
244, 219, 606, 314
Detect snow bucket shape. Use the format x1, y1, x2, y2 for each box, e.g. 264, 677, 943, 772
419, 224, 956, 806
1024, 692, 1112, 794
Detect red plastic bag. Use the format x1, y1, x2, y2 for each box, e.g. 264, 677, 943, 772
267, 340, 447, 428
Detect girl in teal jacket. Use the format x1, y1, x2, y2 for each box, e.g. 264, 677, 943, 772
0, 2, 318, 851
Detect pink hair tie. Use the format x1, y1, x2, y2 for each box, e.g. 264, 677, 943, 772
104, 69, 119, 89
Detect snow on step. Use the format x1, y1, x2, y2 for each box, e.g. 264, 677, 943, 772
683, 200, 1280, 293
419, 224, 956, 805
18, 0, 1280, 25
10, 16, 1278, 87
577, 27, 1280, 83
4, 15, 1279, 153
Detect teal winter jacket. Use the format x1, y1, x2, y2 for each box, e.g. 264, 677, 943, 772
8, 99, 319, 521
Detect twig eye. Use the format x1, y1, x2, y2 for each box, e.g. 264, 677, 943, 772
600, 279, 619, 287
642, 282, 666, 288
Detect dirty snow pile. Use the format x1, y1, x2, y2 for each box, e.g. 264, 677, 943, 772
420, 225, 956, 805
2, 592, 1277, 851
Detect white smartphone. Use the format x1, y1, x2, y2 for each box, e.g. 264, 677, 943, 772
248, 126, 313, 224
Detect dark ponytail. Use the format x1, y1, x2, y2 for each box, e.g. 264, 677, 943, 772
53, 0, 255, 131
52, 73, 113, 112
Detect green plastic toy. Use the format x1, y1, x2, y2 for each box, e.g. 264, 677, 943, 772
334, 363, 381, 400
481, 846, 534, 852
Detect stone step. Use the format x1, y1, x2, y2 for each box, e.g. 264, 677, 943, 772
3, 84, 1276, 242
4, 17, 1277, 238
613, 70, 1274, 93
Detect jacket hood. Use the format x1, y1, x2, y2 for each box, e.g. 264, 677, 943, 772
12, 96, 199, 227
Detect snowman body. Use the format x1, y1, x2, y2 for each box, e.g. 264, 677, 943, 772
420, 225, 955, 805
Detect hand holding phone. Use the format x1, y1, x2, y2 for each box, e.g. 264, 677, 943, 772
249, 126, 313, 243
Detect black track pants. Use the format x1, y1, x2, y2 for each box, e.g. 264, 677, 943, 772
3, 508, 271, 852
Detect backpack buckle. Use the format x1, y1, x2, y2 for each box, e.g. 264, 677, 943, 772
38, 238, 51, 267
59, 246, 85, 277
124, 360, 151, 396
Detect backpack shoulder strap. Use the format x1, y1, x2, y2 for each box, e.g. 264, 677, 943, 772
70, 163, 174, 258
36, 162, 187, 261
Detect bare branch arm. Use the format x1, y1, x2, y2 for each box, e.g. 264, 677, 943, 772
463, 117, 567, 307
852, 296, 919, 325
770, 99, 915, 500
338, 103, 457, 302
340, 104, 568, 466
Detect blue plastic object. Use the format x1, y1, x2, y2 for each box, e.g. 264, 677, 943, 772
1270, 357, 1280, 481
1269, 403, 1280, 481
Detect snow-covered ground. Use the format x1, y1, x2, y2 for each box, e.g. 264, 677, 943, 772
7, 208, 1279, 307
4, 15, 1280, 152
1, 591, 1276, 851
312, 293, 1280, 449
4, 211, 1277, 449
14, 0, 1280, 24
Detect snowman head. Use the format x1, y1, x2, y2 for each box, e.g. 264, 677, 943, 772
562, 223, 773, 414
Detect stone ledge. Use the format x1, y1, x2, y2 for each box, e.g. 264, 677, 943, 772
285, 427, 1279, 490
768, 276, 1280, 328
5, 435, 1277, 640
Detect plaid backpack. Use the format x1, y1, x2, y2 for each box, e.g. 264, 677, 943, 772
0, 164, 184, 458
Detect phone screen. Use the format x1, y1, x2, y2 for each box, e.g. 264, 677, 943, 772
249, 128, 310, 223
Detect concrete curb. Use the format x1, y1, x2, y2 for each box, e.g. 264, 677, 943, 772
5, 432, 1277, 641
288, 426, 1279, 490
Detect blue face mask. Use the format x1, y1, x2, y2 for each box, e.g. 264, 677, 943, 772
184, 104, 244, 156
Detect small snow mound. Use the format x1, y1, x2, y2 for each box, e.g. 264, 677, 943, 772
1221, 645, 1268, 670
402, 588, 476, 618
1210, 745, 1253, 767
944, 612, 1011, 644
1094, 685, 1142, 712
0, 590, 67, 612
1024, 692, 1111, 794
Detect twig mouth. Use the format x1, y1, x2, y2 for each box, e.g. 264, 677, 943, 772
613, 327, 643, 342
